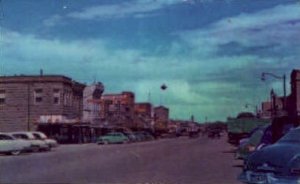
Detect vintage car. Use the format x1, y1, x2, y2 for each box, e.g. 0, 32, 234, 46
238, 126, 300, 184
96, 132, 129, 144
10, 132, 50, 152
235, 124, 272, 160
31, 131, 58, 148
0, 133, 31, 155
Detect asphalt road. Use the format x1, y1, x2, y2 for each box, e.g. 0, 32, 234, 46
0, 135, 243, 184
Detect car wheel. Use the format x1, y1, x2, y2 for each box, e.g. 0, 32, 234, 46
104, 140, 109, 145
10, 150, 21, 156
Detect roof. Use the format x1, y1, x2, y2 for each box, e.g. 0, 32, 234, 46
0, 75, 85, 87
291, 69, 300, 81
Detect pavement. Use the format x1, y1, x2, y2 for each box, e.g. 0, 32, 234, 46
0, 135, 243, 184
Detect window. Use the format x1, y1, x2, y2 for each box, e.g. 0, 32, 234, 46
0, 90, 6, 105
34, 88, 43, 104
53, 88, 60, 105
63, 90, 71, 106
13, 134, 28, 140
0, 134, 13, 140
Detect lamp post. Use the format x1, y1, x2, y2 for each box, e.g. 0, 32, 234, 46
270, 89, 277, 117
261, 72, 286, 110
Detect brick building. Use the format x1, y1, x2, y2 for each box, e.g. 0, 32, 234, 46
100, 91, 135, 128
154, 106, 169, 130
0, 75, 85, 132
290, 69, 300, 118
134, 102, 152, 129
259, 101, 272, 119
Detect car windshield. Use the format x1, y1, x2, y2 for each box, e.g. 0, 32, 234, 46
278, 129, 300, 143
33, 133, 47, 139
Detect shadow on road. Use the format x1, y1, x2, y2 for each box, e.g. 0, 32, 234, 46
232, 164, 244, 168
222, 149, 236, 153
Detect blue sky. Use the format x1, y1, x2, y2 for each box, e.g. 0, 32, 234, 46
1, 0, 300, 122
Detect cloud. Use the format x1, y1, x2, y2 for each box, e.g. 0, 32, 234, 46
42, 0, 186, 26
67, 0, 183, 20
4, 3, 300, 121
1, 28, 259, 121
178, 3, 300, 53
43, 15, 63, 27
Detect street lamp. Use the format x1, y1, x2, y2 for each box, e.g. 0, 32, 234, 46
261, 72, 286, 110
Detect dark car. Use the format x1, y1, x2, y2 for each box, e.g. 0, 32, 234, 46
235, 124, 272, 160
238, 126, 300, 184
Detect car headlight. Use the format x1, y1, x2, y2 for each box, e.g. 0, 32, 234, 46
246, 144, 256, 152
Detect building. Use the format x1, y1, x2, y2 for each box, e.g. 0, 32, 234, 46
290, 69, 300, 118
259, 101, 272, 119
100, 91, 135, 128
82, 82, 104, 124
154, 106, 169, 131
134, 102, 152, 129
0, 75, 85, 132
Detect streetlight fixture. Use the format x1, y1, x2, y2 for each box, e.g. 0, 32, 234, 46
261, 72, 286, 110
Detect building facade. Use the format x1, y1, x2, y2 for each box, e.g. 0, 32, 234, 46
134, 102, 152, 129
154, 106, 169, 130
290, 69, 300, 117
0, 75, 85, 132
82, 82, 104, 124
100, 91, 135, 128
259, 101, 272, 119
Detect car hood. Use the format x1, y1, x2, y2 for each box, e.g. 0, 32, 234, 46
248, 143, 300, 169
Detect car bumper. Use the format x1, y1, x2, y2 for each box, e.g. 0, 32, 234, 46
235, 151, 249, 160
238, 171, 300, 184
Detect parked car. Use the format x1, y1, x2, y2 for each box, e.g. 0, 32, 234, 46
235, 124, 272, 160
142, 131, 155, 141
123, 132, 138, 142
238, 127, 300, 184
31, 131, 58, 148
10, 132, 50, 152
0, 133, 31, 155
96, 132, 129, 144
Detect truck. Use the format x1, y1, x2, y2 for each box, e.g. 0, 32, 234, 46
227, 112, 270, 145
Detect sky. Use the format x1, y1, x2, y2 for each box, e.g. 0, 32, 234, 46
1, 0, 300, 122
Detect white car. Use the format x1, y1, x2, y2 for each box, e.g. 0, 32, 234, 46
10, 132, 50, 152
31, 131, 58, 148
0, 133, 31, 155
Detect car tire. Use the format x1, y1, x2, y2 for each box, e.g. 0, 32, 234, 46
10, 150, 21, 156
104, 140, 109, 145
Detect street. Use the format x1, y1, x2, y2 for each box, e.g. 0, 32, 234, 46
0, 135, 243, 184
